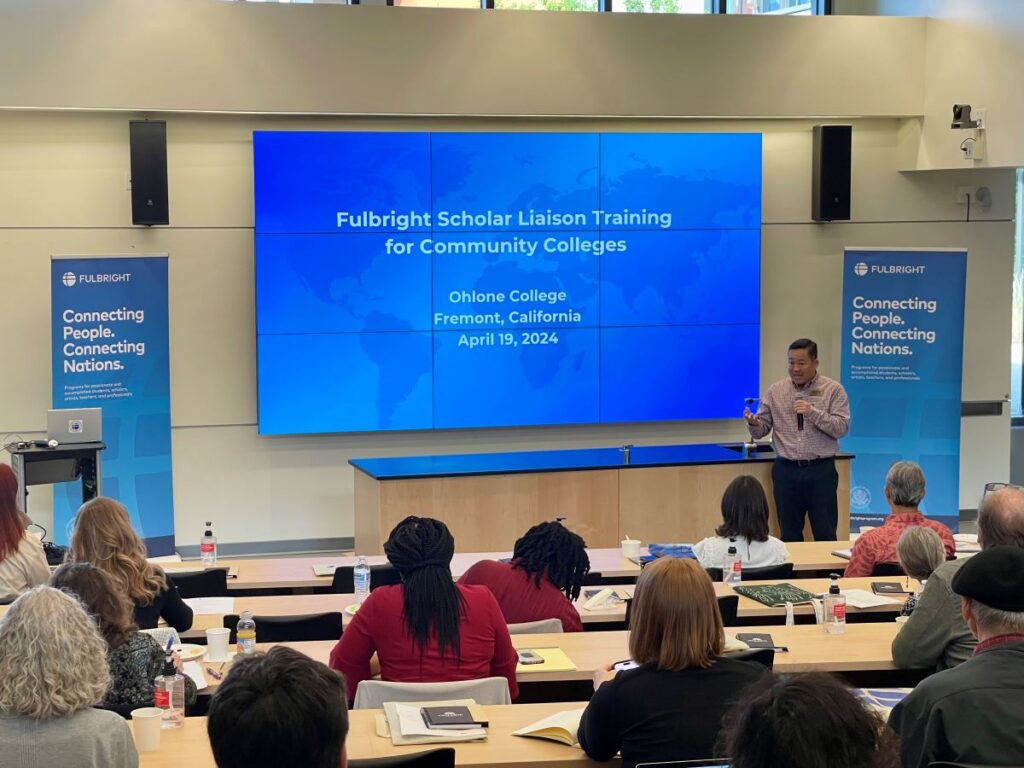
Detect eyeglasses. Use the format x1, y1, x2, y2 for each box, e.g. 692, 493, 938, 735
983, 482, 1024, 496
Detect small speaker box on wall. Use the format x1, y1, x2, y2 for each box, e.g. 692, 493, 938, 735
129, 120, 168, 226
812, 124, 851, 222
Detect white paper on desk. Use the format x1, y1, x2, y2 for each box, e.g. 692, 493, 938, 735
183, 597, 236, 615
182, 661, 208, 691
148, 554, 183, 563
842, 589, 899, 609
394, 703, 486, 739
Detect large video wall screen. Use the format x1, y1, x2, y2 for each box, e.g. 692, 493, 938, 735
254, 131, 761, 434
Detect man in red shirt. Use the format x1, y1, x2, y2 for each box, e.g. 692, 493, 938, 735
845, 461, 956, 577
458, 520, 590, 632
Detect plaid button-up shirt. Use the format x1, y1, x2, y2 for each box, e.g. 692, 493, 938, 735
748, 373, 850, 461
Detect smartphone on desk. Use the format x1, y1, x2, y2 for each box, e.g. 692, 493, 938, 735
517, 649, 545, 665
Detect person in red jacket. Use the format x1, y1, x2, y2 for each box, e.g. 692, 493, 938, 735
458, 520, 590, 632
329, 517, 518, 701
845, 461, 956, 578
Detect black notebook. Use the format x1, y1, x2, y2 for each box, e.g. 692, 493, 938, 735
421, 706, 487, 730
871, 581, 910, 595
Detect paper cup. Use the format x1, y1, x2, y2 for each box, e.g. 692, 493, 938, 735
894, 615, 910, 625
621, 539, 641, 559
131, 707, 163, 752
206, 627, 231, 662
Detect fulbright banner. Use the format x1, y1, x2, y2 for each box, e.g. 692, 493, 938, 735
840, 248, 967, 531
51, 255, 175, 554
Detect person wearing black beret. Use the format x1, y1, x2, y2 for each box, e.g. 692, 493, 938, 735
888, 545, 1024, 768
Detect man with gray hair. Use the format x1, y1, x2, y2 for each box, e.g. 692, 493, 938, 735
893, 485, 1024, 670
889, 545, 1024, 767
845, 461, 955, 577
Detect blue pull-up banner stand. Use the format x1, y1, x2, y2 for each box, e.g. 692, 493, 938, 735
50, 255, 175, 555
840, 248, 967, 532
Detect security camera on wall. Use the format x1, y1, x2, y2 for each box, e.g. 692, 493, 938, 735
951, 104, 980, 129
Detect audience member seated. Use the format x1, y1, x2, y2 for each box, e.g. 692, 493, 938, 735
889, 545, 1024, 768
720, 672, 898, 768
50, 562, 197, 710
458, 520, 589, 632
0, 586, 138, 768
896, 526, 945, 617
577, 557, 766, 768
0, 465, 50, 601
845, 461, 955, 578
892, 485, 1024, 670
692, 475, 788, 570
209, 646, 349, 768
69, 497, 193, 632
330, 516, 518, 699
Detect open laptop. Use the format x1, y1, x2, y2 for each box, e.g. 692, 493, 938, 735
47, 408, 102, 445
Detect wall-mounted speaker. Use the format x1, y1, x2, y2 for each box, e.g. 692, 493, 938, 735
129, 120, 168, 226
812, 124, 851, 222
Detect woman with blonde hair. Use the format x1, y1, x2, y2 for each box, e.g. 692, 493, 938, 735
578, 557, 766, 768
69, 497, 193, 631
0, 586, 138, 767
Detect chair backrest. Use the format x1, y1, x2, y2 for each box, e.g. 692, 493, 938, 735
331, 564, 402, 594
871, 562, 905, 577
927, 763, 999, 768
507, 618, 564, 634
169, 568, 229, 599
625, 595, 739, 628
705, 567, 724, 582
222, 612, 344, 644
581, 571, 609, 586
352, 677, 511, 710
349, 748, 456, 768
741, 563, 794, 581
724, 647, 775, 670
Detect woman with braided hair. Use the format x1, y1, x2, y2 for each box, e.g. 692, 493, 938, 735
458, 520, 590, 631
329, 516, 518, 700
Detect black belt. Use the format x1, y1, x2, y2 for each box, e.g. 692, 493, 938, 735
775, 456, 834, 468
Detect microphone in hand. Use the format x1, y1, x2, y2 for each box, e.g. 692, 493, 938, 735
795, 394, 805, 431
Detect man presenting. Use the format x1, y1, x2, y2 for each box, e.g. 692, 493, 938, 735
745, 338, 850, 541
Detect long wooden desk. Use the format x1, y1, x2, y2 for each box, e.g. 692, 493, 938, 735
176, 575, 913, 637
168, 541, 853, 592
195, 622, 902, 692
351, 444, 853, 552
140, 702, 613, 768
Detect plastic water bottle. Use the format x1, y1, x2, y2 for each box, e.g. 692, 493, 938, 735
824, 573, 847, 635
154, 655, 185, 728
723, 539, 742, 586
354, 556, 371, 605
237, 611, 256, 655
200, 521, 217, 567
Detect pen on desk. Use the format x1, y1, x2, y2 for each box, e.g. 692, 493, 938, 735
206, 667, 223, 680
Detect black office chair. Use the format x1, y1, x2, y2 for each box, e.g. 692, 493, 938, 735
724, 647, 775, 670
625, 595, 739, 628
741, 563, 794, 581
169, 568, 229, 598
928, 763, 1002, 768
331, 564, 402, 594
350, 748, 456, 768
707, 562, 794, 582
223, 612, 344, 644
581, 571, 611, 586
871, 562, 905, 577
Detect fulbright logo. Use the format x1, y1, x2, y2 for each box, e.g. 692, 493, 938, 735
854, 263, 869, 277
62, 271, 77, 287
